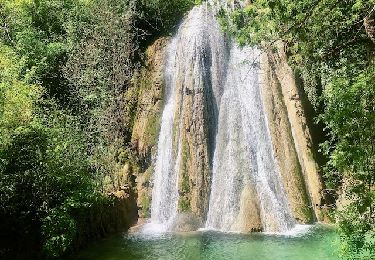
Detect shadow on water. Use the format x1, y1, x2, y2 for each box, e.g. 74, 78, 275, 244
72, 224, 339, 260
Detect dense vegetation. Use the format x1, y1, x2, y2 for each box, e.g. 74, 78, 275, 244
0, 0, 193, 258
220, 0, 374, 258
1, 0, 374, 259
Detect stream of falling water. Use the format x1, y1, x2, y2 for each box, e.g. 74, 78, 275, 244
147, 4, 227, 232
205, 44, 295, 233
148, 4, 295, 233
148, 36, 179, 232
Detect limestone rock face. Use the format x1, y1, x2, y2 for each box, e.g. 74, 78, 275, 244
132, 38, 169, 158
261, 45, 326, 222
133, 33, 328, 229
173, 63, 218, 220
260, 53, 313, 223
231, 184, 262, 232
168, 7, 229, 221
131, 38, 169, 218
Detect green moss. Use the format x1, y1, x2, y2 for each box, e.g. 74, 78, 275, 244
180, 176, 190, 194
143, 166, 154, 183
181, 139, 191, 193
178, 197, 191, 212
133, 64, 164, 148
172, 116, 179, 153
144, 114, 162, 147
138, 69, 153, 91
300, 205, 314, 223
177, 139, 191, 212
140, 194, 151, 218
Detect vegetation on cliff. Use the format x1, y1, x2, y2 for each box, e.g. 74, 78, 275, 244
0, 0, 193, 258
1, 0, 373, 258
220, 0, 375, 257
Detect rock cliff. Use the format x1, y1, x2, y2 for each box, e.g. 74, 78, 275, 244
131, 38, 169, 217
132, 31, 328, 230
261, 45, 326, 222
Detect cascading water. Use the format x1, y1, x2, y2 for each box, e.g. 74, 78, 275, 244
148, 37, 179, 231
205, 44, 295, 233
148, 4, 227, 231
149, 3, 296, 233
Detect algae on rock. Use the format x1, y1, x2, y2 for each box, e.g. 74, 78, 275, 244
261, 45, 327, 222
131, 38, 169, 218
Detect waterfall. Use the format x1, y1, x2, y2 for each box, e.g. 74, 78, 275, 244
149, 4, 296, 233
149, 5, 227, 231
205, 45, 295, 233
149, 37, 179, 230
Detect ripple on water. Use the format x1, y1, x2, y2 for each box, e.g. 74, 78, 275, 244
73, 225, 339, 260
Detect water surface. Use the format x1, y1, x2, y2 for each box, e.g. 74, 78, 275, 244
73, 225, 339, 260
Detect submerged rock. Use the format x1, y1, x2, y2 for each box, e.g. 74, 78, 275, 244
170, 213, 203, 232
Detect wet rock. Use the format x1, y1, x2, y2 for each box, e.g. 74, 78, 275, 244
131, 38, 170, 218
261, 44, 327, 222
170, 213, 203, 232
231, 184, 263, 232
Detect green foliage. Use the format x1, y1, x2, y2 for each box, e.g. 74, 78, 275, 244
322, 68, 375, 258
0, 0, 79, 103
1, 0, 196, 257
137, 0, 195, 37
42, 208, 77, 258
0, 102, 99, 256
0, 45, 41, 147
64, 0, 137, 180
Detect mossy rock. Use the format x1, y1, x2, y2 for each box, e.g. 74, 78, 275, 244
139, 193, 151, 218
178, 197, 191, 212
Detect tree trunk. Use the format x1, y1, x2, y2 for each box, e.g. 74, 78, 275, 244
364, 15, 375, 45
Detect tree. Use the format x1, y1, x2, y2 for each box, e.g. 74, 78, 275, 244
322, 68, 375, 258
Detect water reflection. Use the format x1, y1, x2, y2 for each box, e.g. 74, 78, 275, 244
73, 225, 338, 260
